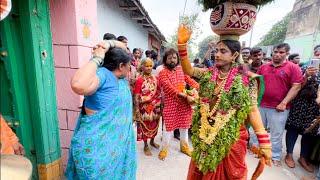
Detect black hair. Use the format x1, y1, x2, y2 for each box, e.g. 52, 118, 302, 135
314, 44, 320, 51
133, 48, 139, 54
145, 50, 151, 57
250, 47, 263, 55
218, 40, 248, 73
218, 40, 241, 62
102, 48, 131, 71
117, 36, 128, 42
241, 47, 251, 51
162, 48, 180, 68
288, 53, 299, 61
103, 33, 116, 40
193, 58, 200, 63
274, 43, 290, 52
150, 50, 158, 60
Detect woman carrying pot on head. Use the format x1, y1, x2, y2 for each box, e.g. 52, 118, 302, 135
177, 24, 272, 179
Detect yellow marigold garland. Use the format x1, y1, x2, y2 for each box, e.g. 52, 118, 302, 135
191, 71, 252, 173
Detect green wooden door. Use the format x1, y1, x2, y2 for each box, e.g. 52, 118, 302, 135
1, 0, 61, 179
0, 2, 39, 179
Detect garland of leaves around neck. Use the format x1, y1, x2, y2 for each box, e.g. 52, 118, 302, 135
191, 70, 252, 173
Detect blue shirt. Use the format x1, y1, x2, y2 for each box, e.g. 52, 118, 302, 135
204, 59, 214, 68
84, 68, 120, 111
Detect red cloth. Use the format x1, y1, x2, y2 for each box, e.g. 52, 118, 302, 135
136, 121, 159, 141
158, 66, 198, 131
187, 126, 249, 180
131, 58, 140, 68
133, 77, 143, 94
257, 61, 303, 109
134, 75, 161, 141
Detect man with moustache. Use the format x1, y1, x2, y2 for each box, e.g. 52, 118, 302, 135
158, 48, 199, 160
254, 43, 303, 166
249, 47, 264, 73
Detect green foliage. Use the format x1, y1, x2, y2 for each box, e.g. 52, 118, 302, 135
164, 14, 202, 61
192, 72, 252, 173
196, 35, 219, 60
199, 71, 216, 98
198, 0, 274, 11
257, 13, 291, 46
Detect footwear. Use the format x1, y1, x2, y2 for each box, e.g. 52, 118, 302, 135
298, 158, 314, 173
272, 160, 282, 167
144, 146, 152, 156
158, 148, 168, 160
285, 154, 295, 168
180, 141, 192, 157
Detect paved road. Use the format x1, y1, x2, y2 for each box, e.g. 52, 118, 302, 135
136, 125, 318, 180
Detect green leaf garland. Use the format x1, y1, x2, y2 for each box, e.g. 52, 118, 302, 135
191, 71, 252, 173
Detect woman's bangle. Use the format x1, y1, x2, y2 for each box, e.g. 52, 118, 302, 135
90, 56, 104, 67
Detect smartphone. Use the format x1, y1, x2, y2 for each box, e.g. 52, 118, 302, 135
309, 58, 320, 69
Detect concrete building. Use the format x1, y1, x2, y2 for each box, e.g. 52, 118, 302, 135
98, 0, 165, 53
285, 0, 320, 61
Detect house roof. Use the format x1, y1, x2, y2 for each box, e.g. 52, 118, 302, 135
118, 0, 166, 42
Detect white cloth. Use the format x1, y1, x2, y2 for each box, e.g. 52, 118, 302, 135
1, 154, 32, 180
161, 123, 189, 148
0, 0, 12, 21
155, 65, 164, 77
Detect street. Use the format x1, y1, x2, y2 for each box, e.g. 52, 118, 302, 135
136, 124, 318, 180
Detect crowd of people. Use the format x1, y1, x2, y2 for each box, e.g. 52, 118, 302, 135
180, 40, 320, 176
0, 1, 319, 179
63, 28, 320, 179
1, 29, 318, 179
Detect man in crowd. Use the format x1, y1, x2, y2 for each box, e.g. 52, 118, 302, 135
203, 41, 215, 68
288, 53, 301, 65
193, 58, 202, 68
241, 47, 252, 65
158, 48, 199, 160
103, 33, 116, 40
314, 44, 320, 58
247, 47, 266, 152
254, 43, 303, 166
249, 47, 264, 73
145, 50, 151, 58
150, 50, 159, 69
117, 35, 128, 47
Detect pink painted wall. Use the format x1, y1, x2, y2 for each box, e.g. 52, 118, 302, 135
49, 0, 98, 169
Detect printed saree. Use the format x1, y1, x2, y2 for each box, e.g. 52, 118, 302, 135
65, 79, 136, 180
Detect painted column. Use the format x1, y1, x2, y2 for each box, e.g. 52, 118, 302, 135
49, 0, 99, 170
7, 0, 64, 179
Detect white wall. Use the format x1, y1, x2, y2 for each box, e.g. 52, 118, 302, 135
97, 0, 149, 53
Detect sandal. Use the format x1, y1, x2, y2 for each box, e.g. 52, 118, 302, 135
298, 158, 314, 173
272, 160, 282, 167
285, 154, 295, 168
